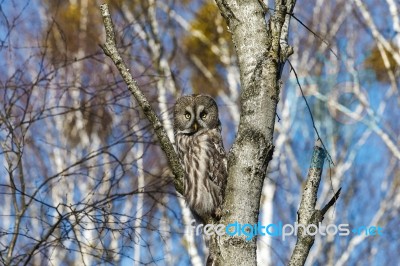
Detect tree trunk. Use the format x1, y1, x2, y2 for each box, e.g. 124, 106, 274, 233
212, 0, 295, 264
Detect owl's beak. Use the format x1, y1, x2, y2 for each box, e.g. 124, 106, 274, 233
192, 121, 198, 132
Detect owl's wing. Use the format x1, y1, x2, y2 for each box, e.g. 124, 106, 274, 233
207, 128, 227, 191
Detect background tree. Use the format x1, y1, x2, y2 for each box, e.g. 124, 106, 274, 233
0, 0, 399, 265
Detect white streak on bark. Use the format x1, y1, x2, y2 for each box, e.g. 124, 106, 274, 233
149, 0, 175, 141
133, 137, 144, 266
180, 199, 203, 266
160, 195, 173, 265
257, 181, 275, 266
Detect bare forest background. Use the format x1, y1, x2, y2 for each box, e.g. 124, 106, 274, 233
0, 0, 399, 265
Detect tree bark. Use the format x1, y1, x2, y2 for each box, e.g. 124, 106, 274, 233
212, 0, 295, 264
288, 139, 341, 266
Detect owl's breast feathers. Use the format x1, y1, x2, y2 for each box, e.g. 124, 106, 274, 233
175, 128, 227, 217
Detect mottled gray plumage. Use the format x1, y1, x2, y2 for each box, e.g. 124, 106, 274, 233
173, 95, 227, 218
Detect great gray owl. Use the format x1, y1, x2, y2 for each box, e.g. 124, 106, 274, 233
173, 94, 227, 219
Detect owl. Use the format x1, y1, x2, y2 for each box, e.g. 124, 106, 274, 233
173, 94, 227, 219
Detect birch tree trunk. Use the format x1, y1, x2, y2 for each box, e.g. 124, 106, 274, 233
211, 0, 295, 264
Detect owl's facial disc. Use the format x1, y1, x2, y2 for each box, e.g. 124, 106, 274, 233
196, 105, 208, 129
180, 107, 198, 134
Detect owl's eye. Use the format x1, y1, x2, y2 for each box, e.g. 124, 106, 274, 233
184, 112, 191, 119
200, 112, 207, 119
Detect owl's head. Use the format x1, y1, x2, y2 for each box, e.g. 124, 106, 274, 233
173, 94, 220, 135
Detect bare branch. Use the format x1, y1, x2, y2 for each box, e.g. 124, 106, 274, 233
98, 4, 184, 194
288, 139, 341, 266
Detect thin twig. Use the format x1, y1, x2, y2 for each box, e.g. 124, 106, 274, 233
287, 60, 334, 166
289, 13, 338, 59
